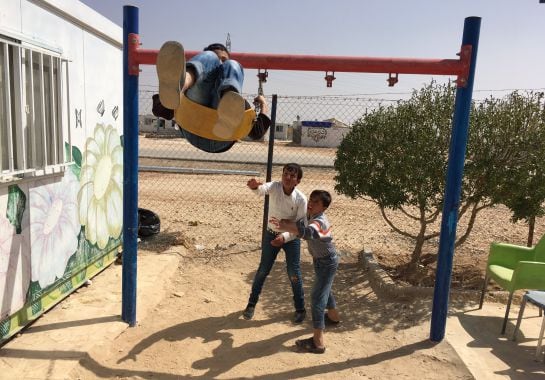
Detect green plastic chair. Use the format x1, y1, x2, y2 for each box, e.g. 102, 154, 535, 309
479, 235, 545, 334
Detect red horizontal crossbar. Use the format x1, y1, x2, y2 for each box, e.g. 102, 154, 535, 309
128, 34, 471, 85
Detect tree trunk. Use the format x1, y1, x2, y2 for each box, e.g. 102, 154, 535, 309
527, 216, 535, 247
455, 201, 480, 247
408, 206, 428, 272
408, 234, 426, 271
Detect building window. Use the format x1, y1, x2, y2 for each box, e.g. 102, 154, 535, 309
0, 37, 70, 181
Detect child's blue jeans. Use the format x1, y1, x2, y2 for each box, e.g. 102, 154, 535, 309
248, 230, 305, 311
311, 253, 338, 329
186, 51, 244, 109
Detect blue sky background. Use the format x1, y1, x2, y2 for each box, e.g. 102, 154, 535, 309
80, 0, 545, 100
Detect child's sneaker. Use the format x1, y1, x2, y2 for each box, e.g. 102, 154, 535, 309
293, 309, 306, 324
156, 41, 185, 110
212, 91, 245, 139
151, 94, 174, 120
242, 305, 255, 320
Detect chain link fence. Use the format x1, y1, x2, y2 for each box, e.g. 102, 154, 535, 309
137, 89, 398, 254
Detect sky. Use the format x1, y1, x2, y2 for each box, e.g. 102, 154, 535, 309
80, 0, 545, 101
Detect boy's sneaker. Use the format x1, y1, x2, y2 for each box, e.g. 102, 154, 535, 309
151, 94, 174, 120
242, 305, 255, 320
156, 41, 185, 110
293, 309, 306, 324
212, 91, 245, 139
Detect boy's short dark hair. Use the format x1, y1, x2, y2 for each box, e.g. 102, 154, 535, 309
310, 190, 332, 208
204, 43, 230, 58
283, 163, 303, 180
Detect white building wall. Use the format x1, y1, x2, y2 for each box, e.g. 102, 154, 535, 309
0, 0, 123, 341
301, 126, 349, 148
0, 1, 21, 33
82, 31, 122, 130
273, 123, 290, 140
13, 0, 123, 145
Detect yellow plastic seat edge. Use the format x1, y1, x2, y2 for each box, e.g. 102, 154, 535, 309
174, 94, 256, 141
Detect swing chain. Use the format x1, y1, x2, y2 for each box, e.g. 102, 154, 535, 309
255, 69, 268, 113
387, 73, 399, 87
324, 71, 336, 87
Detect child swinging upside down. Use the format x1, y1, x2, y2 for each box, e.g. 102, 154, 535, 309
152, 41, 271, 153
270, 190, 341, 354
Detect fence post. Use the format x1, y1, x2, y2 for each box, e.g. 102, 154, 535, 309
261, 95, 278, 242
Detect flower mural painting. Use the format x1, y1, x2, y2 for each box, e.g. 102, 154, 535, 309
0, 214, 30, 318
30, 170, 80, 289
78, 124, 123, 250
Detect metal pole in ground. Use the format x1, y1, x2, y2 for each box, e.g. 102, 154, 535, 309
122, 5, 139, 326
430, 16, 481, 342
261, 95, 277, 243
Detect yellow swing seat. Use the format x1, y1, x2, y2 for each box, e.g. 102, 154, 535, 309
174, 94, 256, 141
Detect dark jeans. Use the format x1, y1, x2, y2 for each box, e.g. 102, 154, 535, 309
311, 254, 338, 329
248, 230, 305, 311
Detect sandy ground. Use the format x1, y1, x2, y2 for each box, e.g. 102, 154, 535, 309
74, 247, 473, 379
2, 239, 474, 379
2, 232, 544, 379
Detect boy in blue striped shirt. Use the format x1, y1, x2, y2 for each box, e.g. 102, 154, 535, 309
271, 189, 340, 354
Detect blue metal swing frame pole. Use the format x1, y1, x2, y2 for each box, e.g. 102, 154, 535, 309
430, 17, 481, 342
122, 5, 139, 326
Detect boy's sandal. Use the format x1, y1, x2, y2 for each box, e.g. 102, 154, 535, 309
325, 312, 340, 325
156, 41, 185, 110
295, 337, 326, 354
213, 91, 245, 140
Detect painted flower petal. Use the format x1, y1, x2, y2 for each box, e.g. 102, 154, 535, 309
106, 183, 122, 239
111, 165, 123, 189
95, 200, 109, 249
111, 146, 123, 167
80, 164, 95, 185
84, 149, 99, 169
29, 171, 80, 289
85, 199, 98, 245
85, 137, 101, 157
93, 125, 106, 152
78, 124, 123, 249
78, 181, 94, 225
106, 125, 120, 155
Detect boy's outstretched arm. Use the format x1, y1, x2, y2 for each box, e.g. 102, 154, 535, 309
269, 217, 299, 235
247, 178, 262, 190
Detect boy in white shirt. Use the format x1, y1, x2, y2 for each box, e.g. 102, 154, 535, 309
243, 163, 307, 323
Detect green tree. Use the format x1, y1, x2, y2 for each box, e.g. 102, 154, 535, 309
335, 82, 460, 272
484, 92, 545, 246
336, 83, 545, 272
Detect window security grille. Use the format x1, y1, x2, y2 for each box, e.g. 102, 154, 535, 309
0, 38, 70, 181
